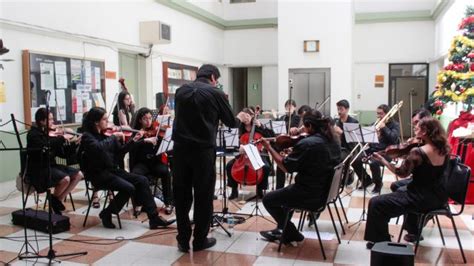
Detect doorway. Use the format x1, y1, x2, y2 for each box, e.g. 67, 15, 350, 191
288, 68, 331, 116
389, 63, 429, 139
118, 52, 146, 107
231, 67, 262, 113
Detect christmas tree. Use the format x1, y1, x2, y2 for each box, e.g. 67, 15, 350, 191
429, 5, 474, 116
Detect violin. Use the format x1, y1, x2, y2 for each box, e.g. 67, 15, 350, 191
48, 126, 82, 140
382, 138, 423, 159
260, 133, 309, 151
103, 125, 141, 142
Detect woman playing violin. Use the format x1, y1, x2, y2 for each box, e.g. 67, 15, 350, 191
226, 107, 274, 200
112, 90, 134, 127
80, 107, 174, 229
26, 108, 83, 215
259, 110, 341, 243
130, 107, 173, 213
364, 117, 450, 248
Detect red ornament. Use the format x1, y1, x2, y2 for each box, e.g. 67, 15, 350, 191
434, 100, 443, 107
471, 63, 474, 71
468, 53, 474, 59
436, 109, 443, 115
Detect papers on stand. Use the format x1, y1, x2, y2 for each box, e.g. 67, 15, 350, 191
242, 144, 265, 170
216, 127, 239, 148
343, 123, 378, 144
156, 128, 174, 155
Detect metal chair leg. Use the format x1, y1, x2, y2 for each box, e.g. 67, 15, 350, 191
327, 205, 341, 244
337, 195, 349, 224
69, 193, 75, 211
309, 212, 326, 260
450, 215, 467, 263
83, 191, 94, 227
333, 202, 346, 235
434, 215, 445, 246
414, 214, 427, 254
397, 214, 407, 242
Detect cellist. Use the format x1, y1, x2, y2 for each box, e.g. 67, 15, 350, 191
226, 107, 275, 200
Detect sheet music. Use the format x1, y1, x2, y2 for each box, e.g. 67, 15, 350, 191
271, 121, 287, 135
157, 115, 172, 127
343, 123, 378, 144
216, 128, 239, 148
242, 144, 265, 170
156, 127, 174, 155
258, 118, 272, 129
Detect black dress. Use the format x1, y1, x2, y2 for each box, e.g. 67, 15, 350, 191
364, 147, 447, 243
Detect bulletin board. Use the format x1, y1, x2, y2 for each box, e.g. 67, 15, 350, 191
22, 50, 106, 126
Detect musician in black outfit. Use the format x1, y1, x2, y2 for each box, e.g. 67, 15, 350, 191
80, 107, 174, 229
259, 110, 341, 243
226, 107, 275, 200
130, 107, 173, 212
172, 64, 249, 252
354, 104, 400, 194
26, 108, 83, 215
365, 117, 449, 247
275, 99, 301, 189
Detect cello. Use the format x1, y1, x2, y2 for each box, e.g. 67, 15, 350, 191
230, 117, 264, 186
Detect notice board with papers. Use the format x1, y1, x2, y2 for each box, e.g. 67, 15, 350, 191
22, 50, 106, 126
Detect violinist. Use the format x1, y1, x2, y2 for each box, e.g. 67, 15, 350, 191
354, 104, 400, 194
259, 110, 341, 243
26, 108, 83, 215
389, 108, 431, 193
365, 117, 449, 248
226, 107, 275, 200
80, 107, 174, 229
112, 90, 134, 127
275, 100, 302, 189
130, 107, 173, 213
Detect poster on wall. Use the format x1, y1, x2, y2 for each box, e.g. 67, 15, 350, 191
84, 61, 92, 84
54, 61, 68, 89
70, 59, 82, 83
40, 62, 55, 91
0, 81, 6, 103
94, 67, 101, 90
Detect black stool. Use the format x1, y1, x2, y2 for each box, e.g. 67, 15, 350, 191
371, 241, 414, 266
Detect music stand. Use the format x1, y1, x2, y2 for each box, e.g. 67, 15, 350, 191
270, 120, 287, 135
215, 127, 239, 199
343, 123, 378, 243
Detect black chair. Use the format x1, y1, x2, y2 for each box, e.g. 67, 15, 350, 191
278, 163, 345, 260
397, 159, 471, 264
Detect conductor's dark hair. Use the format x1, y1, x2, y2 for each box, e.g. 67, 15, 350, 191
196, 64, 221, 80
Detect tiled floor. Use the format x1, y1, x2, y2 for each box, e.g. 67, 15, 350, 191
0, 172, 472, 265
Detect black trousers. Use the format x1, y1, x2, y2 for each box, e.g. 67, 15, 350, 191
364, 191, 423, 243
352, 156, 386, 186
94, 169, 157, 219
226, 158, 269, 191
263, 184, 324, 235
172, 145, 216, 246
275, 168, 286, 189
132, 161, 172, 205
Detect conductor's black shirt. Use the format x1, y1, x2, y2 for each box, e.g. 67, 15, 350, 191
172, 78, 240, 148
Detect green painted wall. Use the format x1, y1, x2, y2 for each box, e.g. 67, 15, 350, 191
0, 131, 26, 183
247, 67, 262, 109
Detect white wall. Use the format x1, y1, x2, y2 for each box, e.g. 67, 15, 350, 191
278, 0, 353, 116
262, 66, 278, 110
353, 21, 434, 111
0, 0, 225, 129
223, 28, 277, 66
223, 0, 277, 20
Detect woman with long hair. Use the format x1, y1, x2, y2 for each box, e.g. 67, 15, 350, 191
130, 107, 173, 213
80, 107, 174, 229
112, 91, 134, 126
364, 117, 450, 248
259, 110, 341, 244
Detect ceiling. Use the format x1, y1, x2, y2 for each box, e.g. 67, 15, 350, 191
354, 0, 438, 14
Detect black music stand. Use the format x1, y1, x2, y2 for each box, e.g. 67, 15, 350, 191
18, 97, 87, 264
343, 122, 378, 243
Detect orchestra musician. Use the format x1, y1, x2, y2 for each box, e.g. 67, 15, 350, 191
226, 107, 275, 200
365, 117, 449, 248
259, 110, 341, 243
112, 90, 135, 127
80, 107, 174, 229
354, 104, 400, 194
275, 99, 301, 189
130, 107, 173, 213
390, 108, 431, 193
172, 64, 250, 252
26, 108, 83, 215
